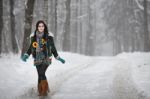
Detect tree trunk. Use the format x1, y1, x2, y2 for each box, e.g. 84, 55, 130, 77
143, 0, 150, 51
49, 0, 57, 38
21, 0, 35, 56
43, 0, 48, 24
54, 0, 57, 41
9, 0, 19, 53
0, 0, 3, 55
62, 0, 71, 51
85, 0, 94, 56
73, 0, 78, 53
77, 0, 81, 53
79, 0, 83, 53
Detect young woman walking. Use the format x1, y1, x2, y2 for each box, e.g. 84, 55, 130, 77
21, 20, 65, 96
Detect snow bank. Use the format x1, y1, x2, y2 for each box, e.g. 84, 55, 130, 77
117, 52, 150, 99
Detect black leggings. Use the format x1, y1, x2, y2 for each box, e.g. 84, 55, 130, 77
36, 63, 49, 84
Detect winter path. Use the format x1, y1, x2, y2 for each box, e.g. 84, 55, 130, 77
51, 57, 117, 99
112, 59, 140, 99
50, 57, 146, 99
0, 52, 150, 99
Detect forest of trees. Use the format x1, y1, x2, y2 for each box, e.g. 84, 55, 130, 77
0, 0, 150, 56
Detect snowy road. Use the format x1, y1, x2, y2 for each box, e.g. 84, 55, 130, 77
0, 52, 150, 99
50, 58, 144, 99
51, 57, 116, 99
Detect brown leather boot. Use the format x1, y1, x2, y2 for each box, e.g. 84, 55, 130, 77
38, 82, 42, 96
40, 80, 49, 96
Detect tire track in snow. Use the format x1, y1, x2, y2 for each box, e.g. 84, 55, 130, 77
49, 58, 99, 94
112, 59, 144, 99
50, 58, 117, 99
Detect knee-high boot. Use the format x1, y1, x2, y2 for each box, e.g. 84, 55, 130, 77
39, 80, 49, 96
38, 83, 42, 95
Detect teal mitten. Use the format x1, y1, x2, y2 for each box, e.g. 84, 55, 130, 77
21, 53, 29, 62
57, 57, 65, 64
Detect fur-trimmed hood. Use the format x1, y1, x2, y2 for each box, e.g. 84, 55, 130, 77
30, 32, 54, 38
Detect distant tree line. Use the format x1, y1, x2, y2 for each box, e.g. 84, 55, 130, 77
0, 0, 149, 56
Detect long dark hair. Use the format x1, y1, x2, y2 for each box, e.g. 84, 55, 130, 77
33, 20, 48, 41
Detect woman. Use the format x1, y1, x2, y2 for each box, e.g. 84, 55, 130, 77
21, 20, 65, 96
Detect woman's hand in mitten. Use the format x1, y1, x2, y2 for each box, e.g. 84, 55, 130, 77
21, 53, 29, 62
57, 57, 65, 64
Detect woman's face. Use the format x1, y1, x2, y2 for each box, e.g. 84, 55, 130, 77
38, 23, 45, 33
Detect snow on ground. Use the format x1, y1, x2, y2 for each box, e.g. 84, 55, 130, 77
0, 52, 150, 99
117, 52, 150, 99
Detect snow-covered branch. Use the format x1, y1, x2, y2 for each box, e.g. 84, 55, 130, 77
135, 0, 144, 10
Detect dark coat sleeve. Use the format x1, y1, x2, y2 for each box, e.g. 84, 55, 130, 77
48, 36, 59, 58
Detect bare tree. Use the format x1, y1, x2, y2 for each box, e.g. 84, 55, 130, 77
49, 0, 57, 40
143, 0, 150, 51
21, 0, 35, 56
54, 0, 58, 41
9, 0, 19, 53
43, 0, 48, 24
0, 0, 3, 55
62, 0, 71, 51
85, 0, 95, 56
